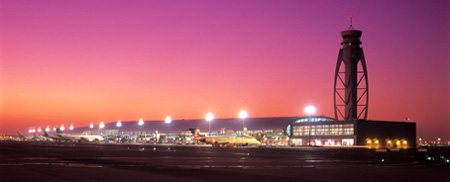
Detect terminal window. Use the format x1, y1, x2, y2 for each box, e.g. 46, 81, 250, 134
293, 124, 354, 136
342, 138, 354, 146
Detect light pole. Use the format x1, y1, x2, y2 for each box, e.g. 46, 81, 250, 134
60, 125, 65, 131
89, 123, 94, 135
165, 116, 172, 143
165, 116, 172, 131
305, 105, 316, 146
239, 110, 248, 133
99, 121, 105, 135
69, 124, 74, 134
206, 113, 214, 134
138, 118, 144, 141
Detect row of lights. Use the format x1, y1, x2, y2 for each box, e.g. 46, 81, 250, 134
28, 124, 74, 133
29, 106, 317, 133
366, 138, 408, 148
85, 110, 250, 133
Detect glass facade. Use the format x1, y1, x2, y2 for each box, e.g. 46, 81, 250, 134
292, 124, 354, 136
293, 117, 335, 123
286, 124, 291, 136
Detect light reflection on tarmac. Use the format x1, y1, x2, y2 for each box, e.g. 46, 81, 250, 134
0, 141, 449, 182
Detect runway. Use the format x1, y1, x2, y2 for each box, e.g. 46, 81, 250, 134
0, 141, 448, 181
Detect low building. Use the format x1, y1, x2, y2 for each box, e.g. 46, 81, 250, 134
286, 116, 416, 148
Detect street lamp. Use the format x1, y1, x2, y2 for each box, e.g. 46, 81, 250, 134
305, 105, 316, 146
116, 120, 122, 127
138, 118, 144, 136
60, 125, 65, 131
89, 123, 94, 135
45, 126, 50, 132
239, 110, 248, 132
206, 113, 214, 134
165, 116, 172, 132
164, 116, 172, 143
99, 121, 105, 135
69, 124, 74, 131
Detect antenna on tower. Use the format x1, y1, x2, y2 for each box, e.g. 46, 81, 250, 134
349, 14, 354, 30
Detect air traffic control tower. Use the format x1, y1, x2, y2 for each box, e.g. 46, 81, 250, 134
334, 27, 369, 121
287, 18, 416, 148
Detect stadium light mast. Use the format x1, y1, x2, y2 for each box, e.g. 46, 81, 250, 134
99, 121, 105, 135
165, 116, 172, 132
305, 105, 316, 146
206, 113, 214, 134
138, 118, 144, 136
239, 110, 248, 132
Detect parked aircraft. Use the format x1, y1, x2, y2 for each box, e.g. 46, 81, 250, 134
189, 128, 260, 147
17, 131, 38, 141
54, 128, 104, 143
42, 128, 63, 142
33, 133, 52, 141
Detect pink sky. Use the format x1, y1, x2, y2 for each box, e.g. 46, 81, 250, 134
1, 0, 449, 140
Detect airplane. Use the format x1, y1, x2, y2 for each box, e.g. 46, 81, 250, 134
54, 127, 105, 143
189, 128, 261, 147
17, 131, 49, 141
17, 131, 37, 141
42, 128, 62, 142
33, 133, 53, 141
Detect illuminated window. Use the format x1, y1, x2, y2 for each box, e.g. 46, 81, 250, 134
292, 124, 354, 136
293, 126, 303, 136
343, 124, 354, 135
342, 138, 354, 146
303, 126, 309, 136
293, 117, 335, 123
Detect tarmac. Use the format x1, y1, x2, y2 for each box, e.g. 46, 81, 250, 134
0, 141, 449, 181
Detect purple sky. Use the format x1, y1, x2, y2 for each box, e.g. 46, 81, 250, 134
1, 0, 449, 141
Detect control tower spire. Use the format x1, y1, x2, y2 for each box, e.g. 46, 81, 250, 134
333, 17, 369, 121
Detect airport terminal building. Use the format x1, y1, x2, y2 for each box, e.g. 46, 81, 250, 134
72, 116, 415, 148
285, 116, 416, 148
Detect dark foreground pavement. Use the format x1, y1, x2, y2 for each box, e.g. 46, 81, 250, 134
0, 141, 449, 182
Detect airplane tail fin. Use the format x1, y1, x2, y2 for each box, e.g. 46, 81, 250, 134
56, 127, 63, 134
17, 131, 24, 138
42, 128, 49, 136
188, 128, 202, 137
